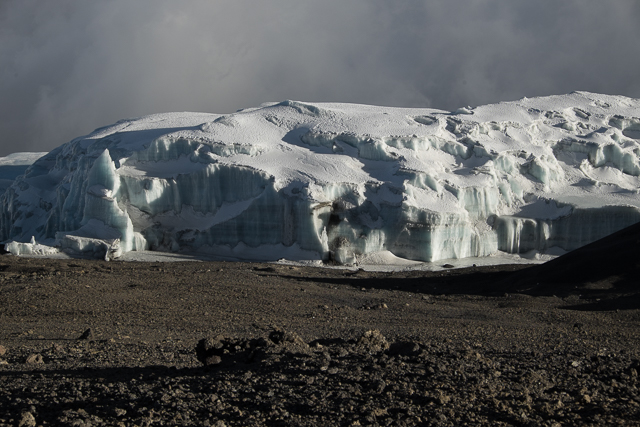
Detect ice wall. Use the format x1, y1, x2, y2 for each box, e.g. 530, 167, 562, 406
2, 93, 640, 263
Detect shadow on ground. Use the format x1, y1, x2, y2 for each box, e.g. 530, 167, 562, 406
269, 221, 640, 312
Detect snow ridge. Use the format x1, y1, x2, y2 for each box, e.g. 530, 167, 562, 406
2, 92, 640, 263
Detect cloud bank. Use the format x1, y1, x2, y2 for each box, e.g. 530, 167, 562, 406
1, 0, 639, 155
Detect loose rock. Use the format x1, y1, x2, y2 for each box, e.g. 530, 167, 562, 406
25, 354, 43, 364
18, 412, 36, 427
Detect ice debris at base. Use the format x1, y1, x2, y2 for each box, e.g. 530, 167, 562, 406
2, 92, 640, 263
5, 236, 59, 257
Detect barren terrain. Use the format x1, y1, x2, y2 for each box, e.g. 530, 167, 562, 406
1, 227, 640, 426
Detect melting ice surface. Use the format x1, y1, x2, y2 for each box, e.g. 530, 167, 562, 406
3, 92, 640, 264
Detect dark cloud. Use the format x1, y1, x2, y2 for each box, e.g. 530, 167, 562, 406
1, 0, 639, 156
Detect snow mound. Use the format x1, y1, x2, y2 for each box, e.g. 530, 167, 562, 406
2, 92, 640, 263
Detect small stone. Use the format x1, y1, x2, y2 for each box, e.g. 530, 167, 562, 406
18, 412, 36, 427
358, 330, 390, 353
25, 354, 43, 364
0, 345, 6, 356
437, 393, 451, 405
372, 408, 388, 417
269, 329, 308, 349
195, 337, 228, 366
373, 379, 386, 393
205, 355, 222, 365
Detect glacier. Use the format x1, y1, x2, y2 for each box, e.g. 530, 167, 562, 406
2, 92, 640, 263
0, 152, 47, 194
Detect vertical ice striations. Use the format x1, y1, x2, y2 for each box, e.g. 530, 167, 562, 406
70, 149, 136, 252
2, 92, 640, 263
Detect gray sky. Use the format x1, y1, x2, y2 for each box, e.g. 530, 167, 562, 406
1, 0, 640, 156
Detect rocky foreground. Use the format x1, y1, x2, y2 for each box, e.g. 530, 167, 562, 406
0, 253, 639, 426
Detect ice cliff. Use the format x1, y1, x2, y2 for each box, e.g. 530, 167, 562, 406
2, 92, 640, 263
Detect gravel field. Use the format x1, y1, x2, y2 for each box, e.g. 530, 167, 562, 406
1, 234, 639, 426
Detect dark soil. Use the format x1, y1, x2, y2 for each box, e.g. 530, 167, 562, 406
0, 250, 639, 426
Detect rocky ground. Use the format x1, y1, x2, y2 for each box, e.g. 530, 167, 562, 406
0, 252, 639, 426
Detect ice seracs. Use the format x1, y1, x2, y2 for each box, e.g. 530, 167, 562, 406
2, 92, 640, 263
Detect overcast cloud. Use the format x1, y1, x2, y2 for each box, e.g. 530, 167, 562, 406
1, 0, 639, 156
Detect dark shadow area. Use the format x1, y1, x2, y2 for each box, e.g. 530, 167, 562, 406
505, 226, 640, 285
0, 364, 215, 382
262, 221, 640, 312
267, 265, 526, 297
562, 293, 640, 311
498, 220, 640, 308
0, 346, 429, 425
0, 165, 30, 180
